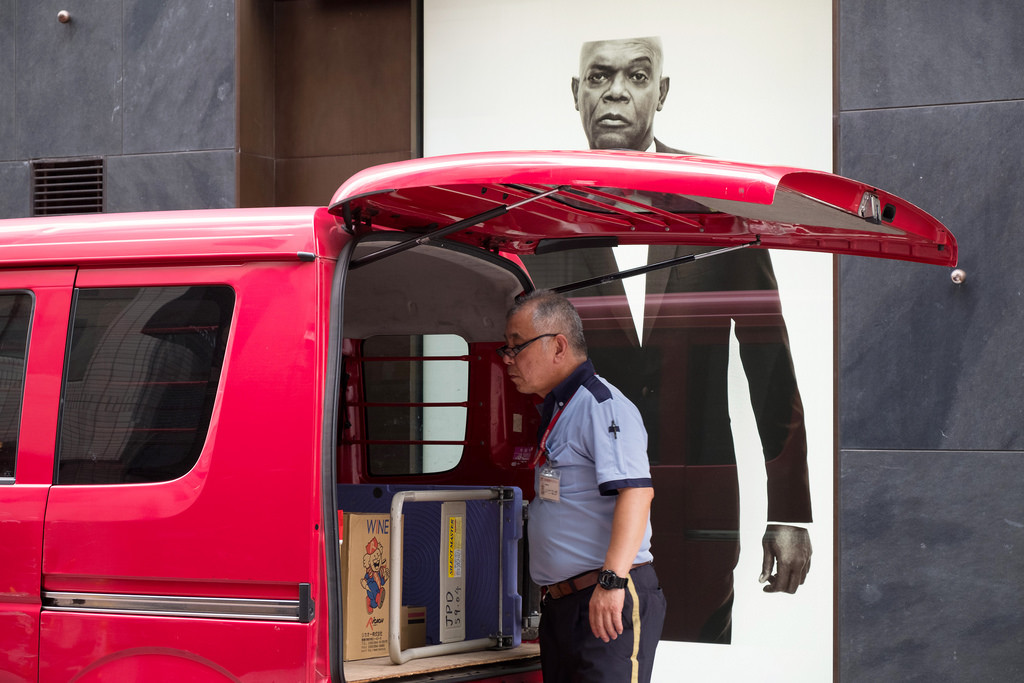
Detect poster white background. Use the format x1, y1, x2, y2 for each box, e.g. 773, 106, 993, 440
425, 2, 834, 679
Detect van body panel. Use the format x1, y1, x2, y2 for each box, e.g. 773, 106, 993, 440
38, 613, 313, 683
0, 207, 345, 267
0, 490, 47, 683
0, 269, 75, 683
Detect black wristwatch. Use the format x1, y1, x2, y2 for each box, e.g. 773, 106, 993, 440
597, 569, 628, 590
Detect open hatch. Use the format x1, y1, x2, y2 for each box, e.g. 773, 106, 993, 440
330, 149, 957, 270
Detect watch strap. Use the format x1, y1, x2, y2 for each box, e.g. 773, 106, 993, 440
598, 569, 628, 590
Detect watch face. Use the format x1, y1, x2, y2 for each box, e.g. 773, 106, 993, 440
599, 570, 626, 589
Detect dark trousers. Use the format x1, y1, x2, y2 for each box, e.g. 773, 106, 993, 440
539, 563, 666, 683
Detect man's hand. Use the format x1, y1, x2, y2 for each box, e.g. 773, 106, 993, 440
590, 486, 653, 640
589, 585, 625, 642
759, 524, 812, 594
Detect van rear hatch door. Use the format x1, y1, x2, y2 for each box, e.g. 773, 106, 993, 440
329, 149, 956, 267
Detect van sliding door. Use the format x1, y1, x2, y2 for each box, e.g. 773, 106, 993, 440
39, 263, 323, 681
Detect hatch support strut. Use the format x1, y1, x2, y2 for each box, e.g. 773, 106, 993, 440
551, 237, 761, 295
350, 186, 565, 269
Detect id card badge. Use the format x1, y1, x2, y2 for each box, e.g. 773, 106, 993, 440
538, 464, 561, 502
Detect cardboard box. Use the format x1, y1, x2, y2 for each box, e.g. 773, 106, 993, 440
401, 605, 426, 650
341, 512, 394, 661
336, 484, 524, 650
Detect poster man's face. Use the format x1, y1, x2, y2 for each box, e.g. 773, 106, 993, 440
572, 38, 670, 151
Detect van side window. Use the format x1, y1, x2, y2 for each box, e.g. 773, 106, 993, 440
0, 293, 32, 479
362, 334, 469, 476
57, 286, 234, 485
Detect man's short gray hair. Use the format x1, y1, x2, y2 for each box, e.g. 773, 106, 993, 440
509, 290, 588, 358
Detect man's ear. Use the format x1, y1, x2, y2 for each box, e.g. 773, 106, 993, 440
552, 333, 571, 363
657, 76, 670, 111
571, 77, 581, 111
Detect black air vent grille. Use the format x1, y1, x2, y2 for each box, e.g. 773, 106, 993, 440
32, 158, 105, 216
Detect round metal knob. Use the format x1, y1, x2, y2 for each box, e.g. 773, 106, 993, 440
950, 268, 966, 284
57, 10, 71, 23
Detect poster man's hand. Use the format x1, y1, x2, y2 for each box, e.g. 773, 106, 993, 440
759, 524, 812, 594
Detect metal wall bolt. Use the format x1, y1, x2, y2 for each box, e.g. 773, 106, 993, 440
950, 268, 966, 284
57, 10, 71, 23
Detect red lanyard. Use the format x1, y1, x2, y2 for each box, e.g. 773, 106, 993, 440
536, 390, 578, 467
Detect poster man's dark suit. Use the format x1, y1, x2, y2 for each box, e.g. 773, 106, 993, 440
522, 141, 812, 642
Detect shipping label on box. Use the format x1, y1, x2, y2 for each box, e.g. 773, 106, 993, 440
341, 512, 394, 661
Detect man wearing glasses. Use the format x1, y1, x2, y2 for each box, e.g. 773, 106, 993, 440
499, 290, 665, 683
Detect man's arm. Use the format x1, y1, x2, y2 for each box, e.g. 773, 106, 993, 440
728, 249, 814, 594
739, 325, 815, 594
589, 486, 654, 642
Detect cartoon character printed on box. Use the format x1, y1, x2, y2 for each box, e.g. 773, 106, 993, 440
360, 537, 390, 614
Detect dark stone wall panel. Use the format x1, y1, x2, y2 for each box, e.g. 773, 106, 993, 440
0, 0, 15, 161
123, 0, 236, 154
840, 450, 1024, 682
15, 0, 123, 159
0, 162, 30, 219
106, 151, 235, 212
838, 102, 1024, 451
839, 0, 1024, 110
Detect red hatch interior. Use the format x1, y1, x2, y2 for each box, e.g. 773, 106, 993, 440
330, 150, 957, 267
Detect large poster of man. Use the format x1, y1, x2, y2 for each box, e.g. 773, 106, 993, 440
424, 2, 833, 679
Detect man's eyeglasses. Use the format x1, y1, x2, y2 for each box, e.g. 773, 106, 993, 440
496, 333, 558, 359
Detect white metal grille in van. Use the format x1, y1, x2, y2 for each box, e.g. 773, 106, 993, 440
31, 158, 104, 215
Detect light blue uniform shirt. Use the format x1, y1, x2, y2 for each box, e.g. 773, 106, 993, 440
528, 360, 654, 586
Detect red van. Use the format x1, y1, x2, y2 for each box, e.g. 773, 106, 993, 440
0, 150, 955, 682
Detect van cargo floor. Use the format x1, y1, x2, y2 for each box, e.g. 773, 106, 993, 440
343, 643, 540, 682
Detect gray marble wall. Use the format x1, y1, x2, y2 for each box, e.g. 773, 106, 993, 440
838, 1, 1024, 680
0, 162, 30, 219
1, 0, 236, 217
0, 1, 16, 164
106, 151, 236, 213
840, 452, 1024, 681
122, 1, 236, 155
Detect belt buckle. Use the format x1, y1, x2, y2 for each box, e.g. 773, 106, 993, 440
545, 579, 570, 600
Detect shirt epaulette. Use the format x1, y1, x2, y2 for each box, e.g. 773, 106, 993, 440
581, 372, 612, 403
